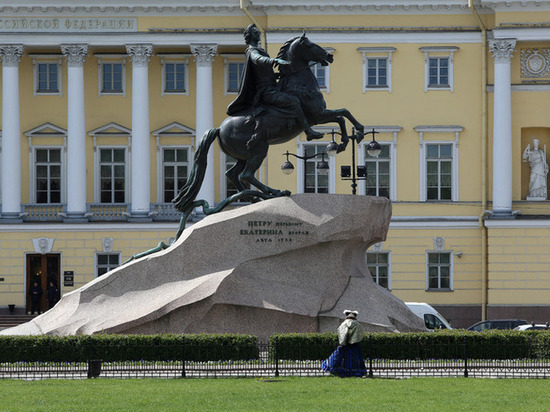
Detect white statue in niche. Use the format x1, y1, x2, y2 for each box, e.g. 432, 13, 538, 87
523, 138, 549, 200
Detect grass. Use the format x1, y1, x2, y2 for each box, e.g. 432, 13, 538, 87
1, 377, 549, 412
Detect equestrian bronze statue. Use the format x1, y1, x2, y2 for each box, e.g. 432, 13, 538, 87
172, 24, 364, 226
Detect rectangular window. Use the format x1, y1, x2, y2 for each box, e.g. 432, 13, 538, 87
365, 144, 390, 198
420, 47, 457, 92
366, 252, 390, 289
427, 252, 452, 290
35, 148, 62, 204
102, 63, 123, 93
310, 62, 327, 89
426, 144, 452, 200
367, 58, 387, 87
304, 145, 328, 194
164, 63, 186, 93
37, 63, 58, 93
358, 47, 395, 93
429, 57, 449, 87
97, 253, 120, 277
99, 148, 126, 203
163, 148, 189, 203
227, 62, 245, 93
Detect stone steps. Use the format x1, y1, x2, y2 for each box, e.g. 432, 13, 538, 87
0, 315, 36, 329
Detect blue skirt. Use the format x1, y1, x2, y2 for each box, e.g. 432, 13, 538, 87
321, 343, 367, 377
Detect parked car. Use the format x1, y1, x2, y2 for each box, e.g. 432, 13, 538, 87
514, 323, 550, 331
405, 302, 453, 330
467, 319, 528, 331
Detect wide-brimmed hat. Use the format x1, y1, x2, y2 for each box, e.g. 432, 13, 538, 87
343, 310, 358, 319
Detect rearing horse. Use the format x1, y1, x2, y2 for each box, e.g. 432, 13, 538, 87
173, 34, 364, 217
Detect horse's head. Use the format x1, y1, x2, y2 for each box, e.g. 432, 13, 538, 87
279, 33, 333, 70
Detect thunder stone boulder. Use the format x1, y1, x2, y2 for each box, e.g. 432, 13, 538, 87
1, 194, 426, 337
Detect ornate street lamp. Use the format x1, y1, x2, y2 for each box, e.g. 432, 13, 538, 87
281, 150, 329, 175
326, 128, 381, 195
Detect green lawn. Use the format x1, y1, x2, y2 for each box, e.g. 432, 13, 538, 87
0, 377, 548, 412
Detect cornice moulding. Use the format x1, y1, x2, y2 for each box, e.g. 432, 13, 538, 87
0, 1, 488, 15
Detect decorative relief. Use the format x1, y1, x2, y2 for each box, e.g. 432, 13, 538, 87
0, 44, 24, 66
190, 44, 218, 67
433, 237, 445, 251
126, 44, 153, 66
102, 237, 114, 252
61, 44, 88, 67
32, 237, 54, 254
489, 39, 516, 63
520, 48, 550, 78
371, 242, 383, 253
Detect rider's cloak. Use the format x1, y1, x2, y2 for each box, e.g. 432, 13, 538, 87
226, 45, 274, 116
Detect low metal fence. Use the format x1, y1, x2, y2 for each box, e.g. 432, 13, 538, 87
1, 338, 550, 380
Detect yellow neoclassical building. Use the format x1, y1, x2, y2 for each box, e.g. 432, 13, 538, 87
1, 0, 550, 329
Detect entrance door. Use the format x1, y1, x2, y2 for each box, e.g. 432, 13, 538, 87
26, 254, 61, 314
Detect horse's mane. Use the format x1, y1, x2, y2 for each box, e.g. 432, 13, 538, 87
276, 36, 299, 61
276, 36, 299, 78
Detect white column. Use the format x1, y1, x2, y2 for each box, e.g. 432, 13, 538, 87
61, 44, 88, 221
127, 44, 153, 220
489, 39, 516, 218
0, 45, 23, 222
191, 43, 217, 206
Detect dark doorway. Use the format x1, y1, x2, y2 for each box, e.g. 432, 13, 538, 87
26, 254, 60, 314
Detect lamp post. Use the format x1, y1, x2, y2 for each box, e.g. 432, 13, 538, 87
326, 128, 381, 195
281, 150, 329, 191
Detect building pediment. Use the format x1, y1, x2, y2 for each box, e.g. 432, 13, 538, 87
24, 122, 67, 136
152, 122, 195, 137
88, 122, 131, 136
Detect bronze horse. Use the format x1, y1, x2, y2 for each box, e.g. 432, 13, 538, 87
173, 33, 364, 219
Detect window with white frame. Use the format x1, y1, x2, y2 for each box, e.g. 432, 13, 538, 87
31, 56, 62, 95
366, 250, 390, 290
224, 58, 245, 94
97, 56, 126, 96
310, 63, 329, 92
35, 148, 62, 204
365, 144, 391, 198
416, 126, 462, 202
96, 252, 120, 277
160, 56, 189, 96
162, 147, 189, 203
99, 148, 126, 203
90, 123, 131, 204
426, 251, 452, 291
26, 123, 67, 204
304, 144, 329, 194
358, 47, 395, 93
426, 144, 452, 201
420, 47, 458, 92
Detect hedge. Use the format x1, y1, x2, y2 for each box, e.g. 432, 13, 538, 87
270, 330, 550, 361
0, 334, 258, 363
2, 331, 550, 363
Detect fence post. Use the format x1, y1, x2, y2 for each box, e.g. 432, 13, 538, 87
274, 337, 279, 377
463, 335, 469, 378
181, 335, 186, 378
87, 336, 101, 379
368, 334, 373, 378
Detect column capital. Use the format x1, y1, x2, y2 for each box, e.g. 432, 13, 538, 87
126, 44, 153, 67
191, 43, 218, 67
489, 39, 517, 63
0, 44, 24, 67
61, 44, 88, 67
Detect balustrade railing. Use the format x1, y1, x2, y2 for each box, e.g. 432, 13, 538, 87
85, 203, 130, 221
21, 204, 66, 222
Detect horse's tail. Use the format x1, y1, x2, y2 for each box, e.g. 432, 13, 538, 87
172, 127, 219, 213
